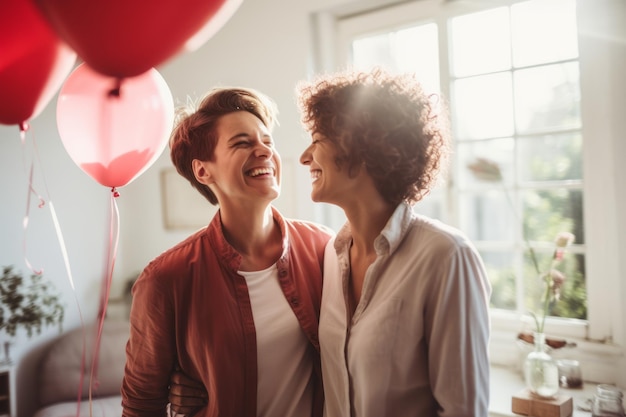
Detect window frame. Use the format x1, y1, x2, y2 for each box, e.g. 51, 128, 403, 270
312, 0, 626, 384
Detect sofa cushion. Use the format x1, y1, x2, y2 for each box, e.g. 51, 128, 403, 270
38, 319, 130, 406
33, 396, 123, 417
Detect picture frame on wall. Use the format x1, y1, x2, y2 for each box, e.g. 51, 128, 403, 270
160, 168, 217, 230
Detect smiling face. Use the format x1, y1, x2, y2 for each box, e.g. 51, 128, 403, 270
193, 111, 281, 207
300, 132, 360, 206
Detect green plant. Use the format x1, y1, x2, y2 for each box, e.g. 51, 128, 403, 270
0, 265, 65, 337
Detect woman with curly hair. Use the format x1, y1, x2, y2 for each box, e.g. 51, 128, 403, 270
298, 68, 491, 417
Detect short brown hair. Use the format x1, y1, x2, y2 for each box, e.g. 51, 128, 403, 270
297, 68, 450, 205
169, 87, 278, 205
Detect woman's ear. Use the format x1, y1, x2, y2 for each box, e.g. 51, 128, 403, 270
192, 159, 214, 186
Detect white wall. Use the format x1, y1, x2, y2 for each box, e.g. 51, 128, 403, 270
577, 0, 626, 387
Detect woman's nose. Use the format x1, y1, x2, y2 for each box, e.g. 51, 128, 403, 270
300, 145, 312, 165
253, 141, 273, 158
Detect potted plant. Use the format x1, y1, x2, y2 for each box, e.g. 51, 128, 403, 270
0, 265, 65, 364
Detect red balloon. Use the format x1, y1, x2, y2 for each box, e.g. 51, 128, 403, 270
56, 64, 174, 188
183, 0, 243, 52
34, 0, 234, 78
0, 0, 76, 126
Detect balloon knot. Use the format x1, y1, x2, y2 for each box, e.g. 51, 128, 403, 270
108, 78, 123, 98
111, 188, 120, 198
19, 121, 30, 132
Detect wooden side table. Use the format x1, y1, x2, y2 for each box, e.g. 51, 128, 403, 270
0, 365, 16, 417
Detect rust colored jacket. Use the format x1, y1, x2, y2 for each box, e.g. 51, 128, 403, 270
121, 207, 332, 417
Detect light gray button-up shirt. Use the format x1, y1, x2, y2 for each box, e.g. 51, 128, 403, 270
319, 202, 491, 417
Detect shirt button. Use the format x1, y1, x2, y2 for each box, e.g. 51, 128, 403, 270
291, 297, 299, 306
279, 269, 288, 277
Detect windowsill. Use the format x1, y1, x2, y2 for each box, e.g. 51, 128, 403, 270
488, 322, 625, 385
489, 365, 598, 417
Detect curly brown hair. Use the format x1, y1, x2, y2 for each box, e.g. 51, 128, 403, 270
297, 68, 450, 205
169, 87, 278, 205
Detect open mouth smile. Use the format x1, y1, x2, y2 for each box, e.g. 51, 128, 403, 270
247, 167, 275, 177
310, 169, 321, 181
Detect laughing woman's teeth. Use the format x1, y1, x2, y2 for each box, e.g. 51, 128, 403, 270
249, 167, 273, 177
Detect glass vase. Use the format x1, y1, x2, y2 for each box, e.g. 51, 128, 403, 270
1, 341, 12, 365
524, 332, 559, 398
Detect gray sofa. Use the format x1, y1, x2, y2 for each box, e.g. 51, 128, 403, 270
33, 319, 129, 417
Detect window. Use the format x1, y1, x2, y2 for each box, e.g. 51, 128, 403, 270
315, 0, 625, 381
451, 3, 585, 326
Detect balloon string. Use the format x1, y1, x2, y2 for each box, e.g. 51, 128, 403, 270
22, 162, 44, 275
88, 189, 120, 417
21, 128, 80, 302
17, 126, 85, 417
47, 201, 88, 417
20, 125, 45, 275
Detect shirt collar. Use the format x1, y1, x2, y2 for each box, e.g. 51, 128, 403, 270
207, 206, 289, 271
334, 202, 414, 257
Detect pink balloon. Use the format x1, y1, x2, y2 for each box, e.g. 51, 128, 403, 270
56, 64, 174, 188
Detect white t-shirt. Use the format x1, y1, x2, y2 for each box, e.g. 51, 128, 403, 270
239, 264, 313, 417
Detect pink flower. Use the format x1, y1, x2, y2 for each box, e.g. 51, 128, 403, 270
536, 233, 575, 332
549, 269, 566, 300
555, 232, 575, 248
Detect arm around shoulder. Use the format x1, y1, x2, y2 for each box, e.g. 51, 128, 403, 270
121, 267, 177, 417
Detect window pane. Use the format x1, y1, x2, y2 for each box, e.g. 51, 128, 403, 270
481, 250, 516, 310
453, 72, 514, 139
523, 189, 584, 243
413, 187, 445, 221
450, 7, 511, 77
460, 191, 516, 242
511, 0, 578, 67
518, 133, 583, 182
352, 34, 394, 68
352, 24, 440, 93
514, 63, 581, 134
524, 251, 586, 320
553, 253, 587, 320
457, 138, 514, 188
